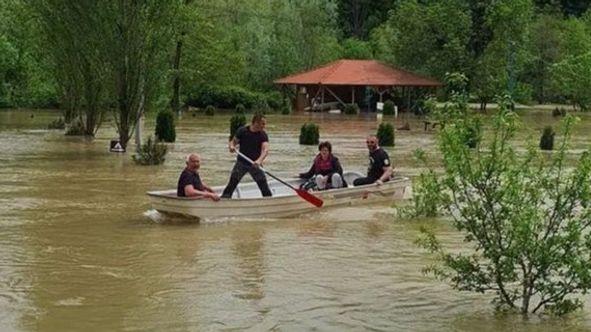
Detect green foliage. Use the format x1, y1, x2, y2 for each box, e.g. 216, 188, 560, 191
132, 136, 167, 165
235, 104, 246, 114
552, 52, 591, 111
299, 123, 320, 145
229, 114, 246, 140
376, 122, 394, 146
539, 125, 555, 150
343, 103, 359, 114
463, 117, 482, 149
47, 117, 65, 130
402, 149, 449, 218
186, 85, 264, 109
341, 38, 372, 59
155, 110, 176, 143
205, 105, 215, 116
281, 97, 292, 115
382, 100, 395, 115
415, 98, 591, 315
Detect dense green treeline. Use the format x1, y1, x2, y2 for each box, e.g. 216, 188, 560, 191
0, 0, 590, 141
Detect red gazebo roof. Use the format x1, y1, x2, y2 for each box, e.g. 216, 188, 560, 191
274, 59, 442, 87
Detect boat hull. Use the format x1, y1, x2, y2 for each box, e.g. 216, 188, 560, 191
147, 175, 412, 219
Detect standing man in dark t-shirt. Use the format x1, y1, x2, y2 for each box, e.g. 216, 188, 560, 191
177, 153, 220, 200
221, 113, 272, 198
353, 135, 393, 186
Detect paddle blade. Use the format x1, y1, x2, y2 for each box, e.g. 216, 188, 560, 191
296, 189, 324, 207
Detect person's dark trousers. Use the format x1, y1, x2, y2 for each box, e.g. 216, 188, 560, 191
353, 176, 378, 186
221, 161, 272, 198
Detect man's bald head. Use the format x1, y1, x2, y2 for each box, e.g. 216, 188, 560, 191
185, 153, 201, 171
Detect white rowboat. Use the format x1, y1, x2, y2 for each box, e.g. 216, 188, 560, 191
147, 172, 412, 219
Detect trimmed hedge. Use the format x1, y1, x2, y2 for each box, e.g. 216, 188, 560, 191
186, 85, 283, 111
377, 122, 394, 146
540, 126, 555, 150
383, 100, 395, 115
155, 110, 176, 142
343, 103, 359, 114
205, 105, 215, 116
299, 123, 319, 145
229, 114, 246, 140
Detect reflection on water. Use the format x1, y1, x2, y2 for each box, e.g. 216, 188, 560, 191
0, 109, 591, 331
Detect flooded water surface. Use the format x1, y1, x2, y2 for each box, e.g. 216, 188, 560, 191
1, 109, 591, 331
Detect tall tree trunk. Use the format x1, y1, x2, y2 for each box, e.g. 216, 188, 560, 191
170, 39, 183, 116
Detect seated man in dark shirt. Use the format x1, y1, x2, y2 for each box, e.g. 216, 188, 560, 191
353, 135, 393, 186
177, 153, 220, 201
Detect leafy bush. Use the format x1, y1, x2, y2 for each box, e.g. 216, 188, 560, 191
205, 105, 215, 116
343, 103, 359, 115
253, 98, 270, 114
383, 100, 395, 115
48, 117, 65, 129
463, 117, 481, 148
235, 103, 246, 114
186, 85, 264, 109
415, 98, 591, 315
540, 125, 555, 150
377, 122, 394, 146
155, 110, 175, 142
132, 136, 167, 165
229, 114, 246, 140
265, 91, 283, 110
299, 123, 319, 145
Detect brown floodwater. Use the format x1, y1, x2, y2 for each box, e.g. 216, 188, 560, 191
1, 109, 591, 331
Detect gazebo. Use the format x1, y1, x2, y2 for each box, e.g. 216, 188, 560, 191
274, 59, 442, 113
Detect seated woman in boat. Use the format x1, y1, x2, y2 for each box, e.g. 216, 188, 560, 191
298, 141, 345, 190
177, 153, 220, 201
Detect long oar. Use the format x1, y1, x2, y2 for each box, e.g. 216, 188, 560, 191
235, 151, 323, 208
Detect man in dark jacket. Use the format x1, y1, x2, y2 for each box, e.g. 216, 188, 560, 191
353, 135, 393, 186
221, 113, 272, 198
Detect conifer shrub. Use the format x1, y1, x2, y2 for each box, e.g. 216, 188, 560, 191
235, 103, 246, 114
132, 136, 167, 165
540, 125, 555, 150
383, 100, 396, 115
229, 114, 246, 140
155, 110, 176, 142
299, 123, 319, 145
281, 97, 292, 115
343, 103, 359, 115
377, 122, 395, 146
205, 105, 215, 116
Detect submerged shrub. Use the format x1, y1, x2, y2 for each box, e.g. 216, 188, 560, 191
155, 110, 176, 142
540, 125, 555, 150
229, 114, 246, 139
132, 136, 167, 165
299, 123, 319, 145
205, 105, 215, 116
343, 103, 359, 115
48, 117, 65, 129
383, 100, 395, 115
552, 107, 566, 117
377, 122, 395, 146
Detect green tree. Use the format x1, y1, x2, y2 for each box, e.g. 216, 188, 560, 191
552, 52, 591, 110
417, 98, 591, 315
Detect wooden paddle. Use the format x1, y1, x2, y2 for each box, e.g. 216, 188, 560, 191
235, 151, 324, 208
